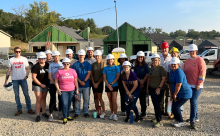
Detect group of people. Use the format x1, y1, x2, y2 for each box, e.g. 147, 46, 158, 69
4, 42, 206, 129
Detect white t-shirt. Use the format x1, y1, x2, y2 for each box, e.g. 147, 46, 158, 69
7, 56, 29, 80
160, 53, 172, 72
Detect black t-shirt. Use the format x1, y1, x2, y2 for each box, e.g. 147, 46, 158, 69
31, 62, 49, 86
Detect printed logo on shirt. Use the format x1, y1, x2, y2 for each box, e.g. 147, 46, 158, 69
62, 73, 73, 79
65, 73, 70, 76
192, 63, 196, 66
141, 69, 145, 71
40, 69, 45, 74
13, 61, 24, 69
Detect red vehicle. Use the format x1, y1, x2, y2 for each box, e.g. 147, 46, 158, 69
208, 55, 220, 77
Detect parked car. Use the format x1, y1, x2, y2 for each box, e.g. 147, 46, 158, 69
129, 51, 152, 64
179, 49, 190, 60
198, 47, 220, 64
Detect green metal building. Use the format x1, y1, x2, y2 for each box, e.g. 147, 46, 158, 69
103, 22, 152, 56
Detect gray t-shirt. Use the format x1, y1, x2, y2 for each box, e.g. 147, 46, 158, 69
48, 62, 64, 84
85, 58, 96, 64
70, 59, 78, 68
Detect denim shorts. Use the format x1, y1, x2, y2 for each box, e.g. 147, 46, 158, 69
32, 85, 48, 92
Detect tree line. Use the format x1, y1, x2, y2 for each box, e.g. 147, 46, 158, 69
0, 1, 220, 42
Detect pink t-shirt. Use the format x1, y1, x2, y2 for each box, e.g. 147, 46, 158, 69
55, 68, 77, 91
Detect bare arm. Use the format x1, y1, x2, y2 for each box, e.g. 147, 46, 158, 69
142, 74, 149, 83
84, 71, 91, 81
25, 66, 30, 79
54, 79, 60, 91
103, 74, 109, 85
4, 67, 11, 85
110, 73, 120, 85
159, 76, 166, 88
74, 78, 79, 94
146, 78, 150, 93
173, 83, 182, 96
48, 73, 55, 84
32, 73, 46, 88
130, 80, 138, 94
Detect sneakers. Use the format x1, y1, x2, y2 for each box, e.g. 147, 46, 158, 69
124, 117, 129, 122
84, 113, 90, 118
48, 115, 53, 122
42, 113, 49, 118
67, 116, 74, 121
140, 113, 147, 120
36, 116, 41, 122
121, 112, 126, 116
63, 118, 67, 125
154, 122, 163, 128
135, 116, 141, 122
151, 118, 157, 123
100, 112, 106, 119
113, 114, 118, 121
109, 114, 114, 120
28, 109, 35, 115
186, 119, 199, 122
190, 122, 197, 129
74, 114, 79, 119
15, 110, 22, 116
171, 121, 179, 126
174, 122, 185, 127
58, 112, 63, 120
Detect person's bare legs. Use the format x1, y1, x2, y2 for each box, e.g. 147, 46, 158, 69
107, 92, 113, 113
98, 93, 105, 112
112, 92, 118, 114
41, 92, 48, 114
94, 93, 99, 110
34, 91, 42, 116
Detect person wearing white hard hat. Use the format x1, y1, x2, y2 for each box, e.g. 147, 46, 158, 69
184, 44, 206, 129
4, 47, 35, 116
121, 61, 141, 122
72, 49, 91, 118
31, 52, 50, 122
117, 53, 128, 116
85, 47, 96, 64
134, 51, 150, 119
54, 57, 78, 124
91, 50, 106, 118
168, 57, 192, 127
48, 50, 64, 121
147, 53, 167, 128
102, 54, 120, 121
45, 50, 53, 64
66, 49, 77, 67
160, 42, 172, 116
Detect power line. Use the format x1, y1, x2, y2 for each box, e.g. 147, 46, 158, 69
67, 7, 114, 19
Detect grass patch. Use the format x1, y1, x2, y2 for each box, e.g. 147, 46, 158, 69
90, 34, 107, 39
10, 39, 29, 53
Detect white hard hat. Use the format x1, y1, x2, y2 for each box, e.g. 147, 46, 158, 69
37, 52, 46, 59
45, 50, 52, 54
52, 50, 60, 56
94, 50, 102, 56
66, 49, 73, 54
78, 49, 86, 55
122, 61, 131, 67
106, 54, 115, 60
4, 82, 13, 91
137, 51, 145, 57
119, 53, 127, 58
62, 57, 71, 63
87, 47, 94, 51
170, 57, 180, 64
151, 53, 160, 59
188, 44, 198, 51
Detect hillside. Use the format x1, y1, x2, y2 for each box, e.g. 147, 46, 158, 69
10, 39, 29, 53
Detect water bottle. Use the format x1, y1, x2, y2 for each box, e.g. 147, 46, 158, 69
130, 111, 133, 124
146, 94, 149, 106
167, 100, 172, 114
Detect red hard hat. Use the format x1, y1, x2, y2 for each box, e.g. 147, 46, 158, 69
161, 42, 169, 48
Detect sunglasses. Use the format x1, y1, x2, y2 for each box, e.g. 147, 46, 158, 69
39, 58, 46, 60
63, 63, 70, 65
15, 51, 21, 53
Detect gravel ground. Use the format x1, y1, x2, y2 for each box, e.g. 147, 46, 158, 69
0, 66, 220, 136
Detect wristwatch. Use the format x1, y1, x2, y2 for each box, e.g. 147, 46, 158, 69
26, 76, 28, 78
158, 86, 161, 89
110, 83, 113, 85
84, 80, 87, 82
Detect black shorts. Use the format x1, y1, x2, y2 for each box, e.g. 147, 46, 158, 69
105, 86, 119, 93
92, 82, 104, 93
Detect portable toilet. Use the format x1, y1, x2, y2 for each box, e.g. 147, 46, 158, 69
112, 47, 125, 65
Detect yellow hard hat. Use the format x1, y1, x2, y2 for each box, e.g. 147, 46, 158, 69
170, 47, 179, 53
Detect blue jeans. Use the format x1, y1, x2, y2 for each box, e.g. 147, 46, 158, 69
190, 88, 202, 123
75, 87, 90, 115
172, 98, 189, 122
12, 79, 32, 110
60, 91, 74, 118
125, 90, 140, 118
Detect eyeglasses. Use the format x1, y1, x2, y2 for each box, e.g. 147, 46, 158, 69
63, 63, 70, 65
15, 51, 21, 53
39, 58, 46, 60
153, 60, 158, 62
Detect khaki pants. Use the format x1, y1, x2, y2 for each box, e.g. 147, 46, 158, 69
160, 82, 170, 113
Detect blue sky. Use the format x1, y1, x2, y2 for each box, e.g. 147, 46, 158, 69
1, 0, 220, 33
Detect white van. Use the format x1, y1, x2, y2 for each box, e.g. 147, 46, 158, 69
198, 47, 220, 64
179, 49, 190, 60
